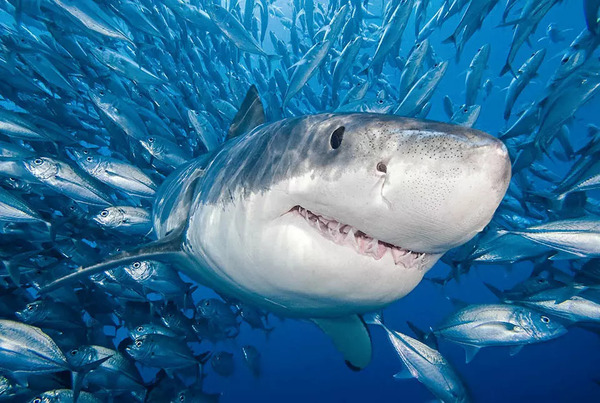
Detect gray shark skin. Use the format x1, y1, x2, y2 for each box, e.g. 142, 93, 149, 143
43, 109, 511, 370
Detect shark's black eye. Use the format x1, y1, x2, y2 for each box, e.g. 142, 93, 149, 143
376, 162, 387, 173
330, 126, 345, 149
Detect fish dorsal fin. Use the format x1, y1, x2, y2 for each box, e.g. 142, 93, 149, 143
227, 85, 265, 141
312, 315, 372, 371
463, 345, 481, 364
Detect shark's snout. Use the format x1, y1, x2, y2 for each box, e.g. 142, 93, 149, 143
476, 134, 512, 192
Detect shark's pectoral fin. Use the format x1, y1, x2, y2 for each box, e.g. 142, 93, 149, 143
312, 315, 372, 371
227, 85, 265, 141
39, 229, 187, 294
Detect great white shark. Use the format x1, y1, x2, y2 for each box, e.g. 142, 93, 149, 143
43, 87, 511, 370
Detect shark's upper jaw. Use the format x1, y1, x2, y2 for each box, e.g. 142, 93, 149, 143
288, 205, 428, 269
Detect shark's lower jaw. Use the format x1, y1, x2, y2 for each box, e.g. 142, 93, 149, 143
289, 205, 427, 269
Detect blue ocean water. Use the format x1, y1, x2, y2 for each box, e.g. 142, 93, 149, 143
0, 0, 599, 402
211, 3, 600, 402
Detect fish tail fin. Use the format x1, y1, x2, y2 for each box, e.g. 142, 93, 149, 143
483, 282, 506, 301
39, 230, 187, 294
442, 33, 456, 47
70, 354, 113, 402
425, 276, 449, 287
500, 61, 515, 77
195, 351, 211, 365
3, 248, 44, 286
184, 285, 198, 311
407, 321, 438, 349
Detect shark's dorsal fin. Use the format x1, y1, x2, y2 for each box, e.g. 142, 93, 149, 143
312, 315, 372, 370
227, 85, 265, 141
39, 230, 187, 294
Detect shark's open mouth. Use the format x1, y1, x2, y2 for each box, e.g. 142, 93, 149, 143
289, 206, 427, 268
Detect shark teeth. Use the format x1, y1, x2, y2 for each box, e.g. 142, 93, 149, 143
290, 206, 426, 268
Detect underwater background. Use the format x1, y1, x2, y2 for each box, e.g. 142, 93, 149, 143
0, 0, 599, 402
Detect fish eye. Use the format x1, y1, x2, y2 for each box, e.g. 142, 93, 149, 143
34, 158, 43, 165
33, 398, 41, 403
99, 90, 105, 95
463, 108, 468, 112
330, 126, 345, 150
100, 210, 109, 217
561, 57, 569, 64
179, 392, 185, 401
541, 316, 550, 323
434, 63, 439, 67
376, 162, 387, 173
148, 137, 154, 143
378, 99, 383, 104
537, 278, 546, 283
135, 340, 142, 347
204, 301, 210, 306
70, 349, 78, 355
27, 304, 34, 310
137, 326, 144, 331
478, 47, 482, 51
8, 177, 15, 181
133, 261, 141, 269
86, 156, 93, 162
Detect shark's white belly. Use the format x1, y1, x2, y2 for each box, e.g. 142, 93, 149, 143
183, 191, 442, 318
